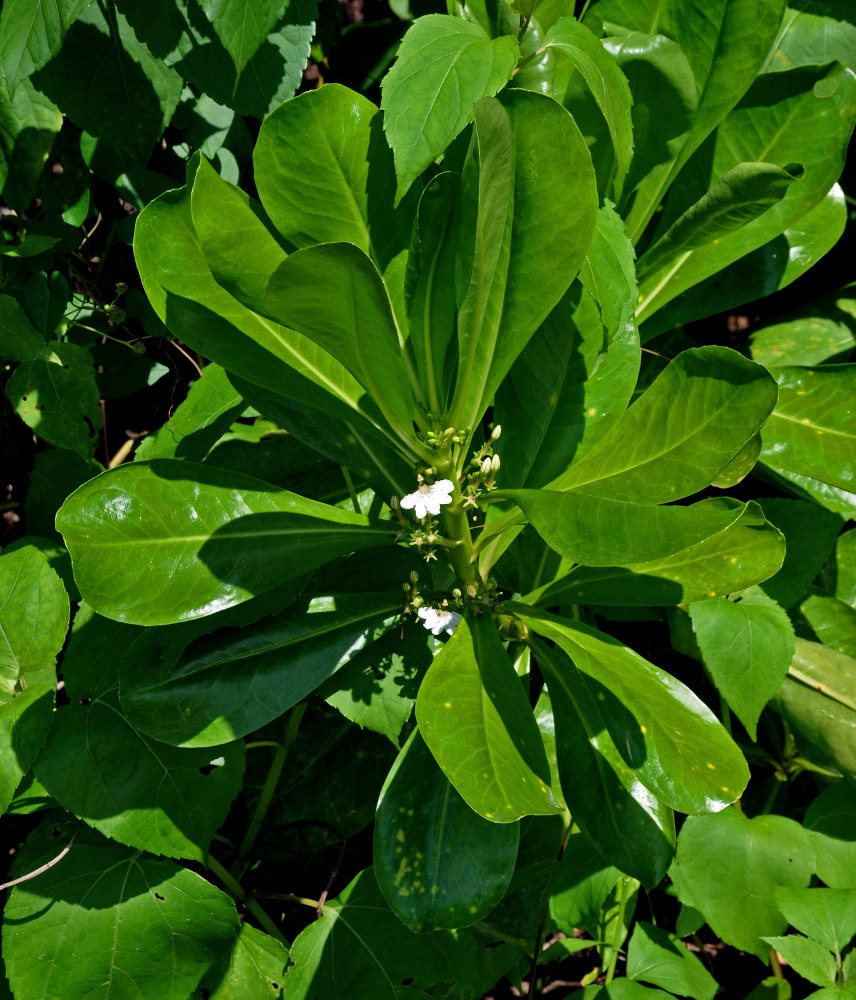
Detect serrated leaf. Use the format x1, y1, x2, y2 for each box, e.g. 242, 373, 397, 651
0, 0, 93, 93
202, 923, 289, 1000
626, 921, 719, 999
0, 78, 63, 212
416, 612, 562, 823
762, 936, 837, 988
671, 809, 815, 959
198, 0, 288, 77
689, 587, 795, 739
775, 887, 856, 956
56, 460, 394, 625
380, 15, 518, 203
2, 825, 239, 1000
6, 341, 101, 458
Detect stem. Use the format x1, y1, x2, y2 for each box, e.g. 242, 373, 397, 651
258, 892, 321, 910
769, 948, 784, 979
207, 857, 290, 946
341, 466, 361, 513
233, 705, 306, 871
517, 13, 531, 41
604, 878, 631, 984
527, 811, 572, 998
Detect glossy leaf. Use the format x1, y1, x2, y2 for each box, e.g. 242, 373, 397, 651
751, 282, 856, 368
2, 825, 239, 1000
31, 4, 183, 162
637, 62, 856, 321
254, 84, 414, 274
801, 592, 856, 659
198, 0, 287, 76
135, 362, 246, 462
0, 78, 63, 212
374, 729, 519, 930
641, 185, 848, 341
759, 498, 843, 610
415, 612, 561, 823
670, 809, 815, 959
533, 639, 675, 887
760, 365, 856, 495
530, 499, 785, 607
134, 159, 401, 452
541, 17, 634, 199
689, 587, 795, 739
804, 781, 856, 889
6, 340, 101, 458
637, 161, 804, 283
0, 0, 93, 93
501, 491, 749, 566
264, 242, 419, 440
56, 460, 393, 625
579, 201, 638, 346
771, 640, 856, 778
450, 88, 598, 432
202, 924, 289, 1000
0, 683, 54, 818
626, 921, 719, 999
380, 15, 518, 203
548, 346, 777, 501
763, 4, 856, 76
835, 529, 856, 610
514, 606, 750, 814
120, 592, 402, 746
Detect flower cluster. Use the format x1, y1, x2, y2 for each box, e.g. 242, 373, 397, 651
400, 478, 454, 520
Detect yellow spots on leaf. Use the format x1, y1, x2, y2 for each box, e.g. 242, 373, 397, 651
587, 407, 598, 417
396, 829, 405, 843
469, 905, 478, 914
709, 591, 718, 598
597, 692, 605, 701
640, 726, 647, 734
729, 556, 738, 564
722, 786, 730, 793
407, 808, 414, 817
706, 763, 716, 770
444, 701, 452, 708
431, 886, 438, 896
800, 418, 812, 425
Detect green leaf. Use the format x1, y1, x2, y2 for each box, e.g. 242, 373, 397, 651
637, 62, 856, 322
835, 530, 856, 610
760, 365, 856, 495
264, 242, 419, 442
548, 346, 778, 501
762, 936, 837, 988
533, 639, 675, 887
637, 161, 804, 283
804, 780, 856, 889
134, 162, 399, 453
771, 640, 856, 778
415, 612, 562, 823
775, 887, 856, 955
120, 592, 403, 747
2, 824, 239, 1000
751, 282, 856, 368
6, 340, 101, 458
763, 4, 856, 76
529, 499, 785, 607
198, 0, 288, 76
0, 683, 54, 816
0, 77, 63, 212
284, 867, 508, 998
802, 592, 856, 659
374, 729, 519, 931
540, 17, 633, 200
380, 15, 518, 203
56, 460, 394, 625
449, 88, 598, 433
202, 923, 289, 1000
0, 545, 69, 692
743, 978, 793, 1000
626, 921, 719, 1000
0, 0, 93, 93
254, 84, 414, 274
549, 829, 622, 934
320, 621, 435, 744
501, 492, 748, 566
689, 587, 795, 739
23, 449, 101, 541
579, 201, 639, 347
670, 809, 815, 959
513, 606, 750, 814
135, 363, 246, 462
759, 498, 843, 610
640, 184, 848, 341
31, 4, 183, 162
35, 690, 245, 861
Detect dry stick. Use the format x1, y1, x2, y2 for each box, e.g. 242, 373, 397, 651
0, 828, 78, 892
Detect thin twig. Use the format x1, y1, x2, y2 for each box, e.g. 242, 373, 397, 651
169, 339, 203, 377
0, 828, 77, 892
79, 212, 103, 249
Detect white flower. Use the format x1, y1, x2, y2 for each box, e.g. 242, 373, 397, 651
418, 606, 461, 636
400, 479, 454, 520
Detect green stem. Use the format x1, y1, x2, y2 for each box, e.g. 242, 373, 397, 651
234, 705, 306, 871
769, 947, 784, 979
207, 857, 290, 946
527, 810, 573, 1000
341, 466, 361, 513
604, 878, 631, 984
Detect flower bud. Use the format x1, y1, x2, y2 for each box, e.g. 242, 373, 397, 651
490, 424, 502, 442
